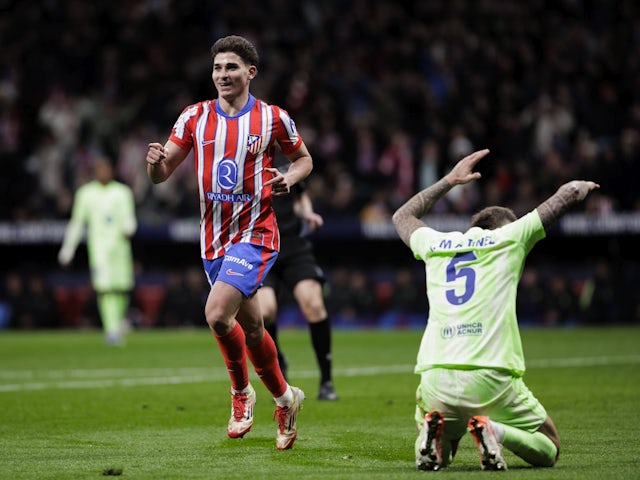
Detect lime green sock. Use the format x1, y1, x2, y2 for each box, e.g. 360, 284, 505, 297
500, 424, 557, 467
97, 292, 128, 336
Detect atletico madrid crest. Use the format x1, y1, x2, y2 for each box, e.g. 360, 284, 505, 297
247, 134, 262, 154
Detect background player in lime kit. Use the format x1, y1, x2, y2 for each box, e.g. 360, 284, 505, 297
257, 154, 338, 401
58, 157, 137, 346
392, 149, 599, 471
145, 35, 312, 450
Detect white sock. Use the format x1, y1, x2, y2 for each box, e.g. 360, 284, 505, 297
490, 420, 505, 442
274, 385, 293, 407
232, 384, 253, 395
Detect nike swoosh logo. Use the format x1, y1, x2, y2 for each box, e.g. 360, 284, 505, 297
201, 139, 215, 146
225, 269, 244, 276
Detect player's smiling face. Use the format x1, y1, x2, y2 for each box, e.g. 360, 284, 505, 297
212, 52, 256, 101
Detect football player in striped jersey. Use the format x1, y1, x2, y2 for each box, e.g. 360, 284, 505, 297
146, 35, 312, 450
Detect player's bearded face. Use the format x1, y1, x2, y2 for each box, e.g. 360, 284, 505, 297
212, 52, 255, 99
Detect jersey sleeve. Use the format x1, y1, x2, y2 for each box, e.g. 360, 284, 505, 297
59, 186, 90, 261
500, 210, 546, 254
273, 106, 303, 155
120, 185, 137, 237
169, 103, 201, 151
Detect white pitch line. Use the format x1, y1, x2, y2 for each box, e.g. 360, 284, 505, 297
0, 367, 215, 380
1, 355, 639, 393
527, 354, 640, 368
0, 365, 413, 392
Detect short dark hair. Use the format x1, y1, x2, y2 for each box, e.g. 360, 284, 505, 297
210, 35, 259, 67
470, 206, 517, 230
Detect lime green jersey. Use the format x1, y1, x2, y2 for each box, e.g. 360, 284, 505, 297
60, 180, 137, 291
410, 210, 545, 377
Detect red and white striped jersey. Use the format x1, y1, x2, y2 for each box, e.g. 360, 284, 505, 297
169, 94, 303, 260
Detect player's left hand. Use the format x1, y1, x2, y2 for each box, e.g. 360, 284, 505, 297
304, 212, 323, 231
58, 248, 73, 267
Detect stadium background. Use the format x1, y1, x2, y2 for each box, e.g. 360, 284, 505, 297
1, 0, 639, 330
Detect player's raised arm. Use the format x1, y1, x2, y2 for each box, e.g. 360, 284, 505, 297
392, 149, 490, 247
536, 180, 600, 231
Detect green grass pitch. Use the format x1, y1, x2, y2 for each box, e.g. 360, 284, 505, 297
1, 326, 639, 479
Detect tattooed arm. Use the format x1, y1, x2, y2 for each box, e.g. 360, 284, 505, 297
392, 149, 490, 247
536, 181, 600, 231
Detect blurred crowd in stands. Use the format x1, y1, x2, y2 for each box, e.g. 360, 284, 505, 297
0, 258, 633, 330
2, 0, 638, 222
1, 0, 639, 328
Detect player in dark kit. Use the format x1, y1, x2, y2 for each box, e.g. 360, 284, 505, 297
258, 155, 338, 401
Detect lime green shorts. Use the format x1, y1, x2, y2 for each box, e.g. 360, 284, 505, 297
415, 367, 548, 441
90, 247, 135, 292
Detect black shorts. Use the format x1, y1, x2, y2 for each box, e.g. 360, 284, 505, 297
265, 235, 325, 292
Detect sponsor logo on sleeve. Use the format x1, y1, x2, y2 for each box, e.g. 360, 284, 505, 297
288, 118, 299, 142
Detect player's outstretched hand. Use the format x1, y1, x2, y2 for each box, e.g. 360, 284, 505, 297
445, 149, 490, 186
558, 180, 600, 202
